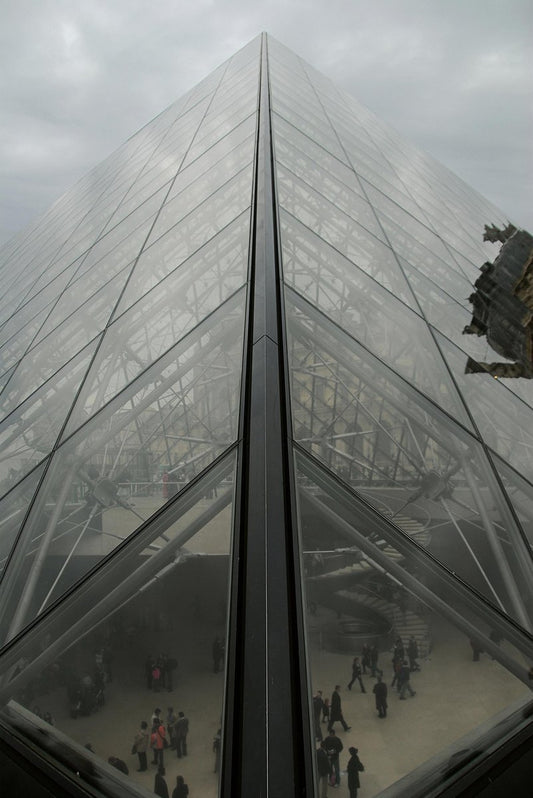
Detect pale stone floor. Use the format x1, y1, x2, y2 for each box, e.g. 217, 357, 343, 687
38, 610, 530, 798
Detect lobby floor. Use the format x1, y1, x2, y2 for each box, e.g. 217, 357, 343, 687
35, 606, 530, 798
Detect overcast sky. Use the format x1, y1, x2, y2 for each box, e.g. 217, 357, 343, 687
1, 0, 531, 248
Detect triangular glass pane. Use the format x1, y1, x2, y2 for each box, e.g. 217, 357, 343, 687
0, 450, 236, 797
294, 448, 533, 795
285, 289, 533, 626
0, 289, 246, 638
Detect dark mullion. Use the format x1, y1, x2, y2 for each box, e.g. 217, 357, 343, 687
225, 32, 313, 798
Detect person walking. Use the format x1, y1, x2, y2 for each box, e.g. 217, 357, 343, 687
372, 675, 388, 718
398, 660, 416, 699
347, 658, 366, 693
328, 685, 351, 732
132, 720, 149, 771
346, 746, 365, 798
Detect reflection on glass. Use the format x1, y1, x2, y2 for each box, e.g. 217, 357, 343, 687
0, 343, 99, 490
0, 290, 246, 641
0, 452, 236, 798
295, 450, 533, 796
0, 464, 46, 576
285, 289, 533, 627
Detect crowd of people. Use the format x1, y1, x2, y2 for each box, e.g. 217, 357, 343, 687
313, 635, 423, 795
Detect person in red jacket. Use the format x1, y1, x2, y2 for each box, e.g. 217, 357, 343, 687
150, 719, 167, 772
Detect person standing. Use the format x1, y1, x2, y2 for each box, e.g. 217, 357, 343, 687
323, 729, 343, 787
154, 771, 169, 798
328, 685, 351, 732
172, 775, 189, 798
372, 675, 388, 718
175, 711, 189, 758
316, 743, 331, 798
150, 719, 167, 771
347, 658, 366, 693
346, 746, 364, 798
167, 707, 177, 749
133, 720, 149, 771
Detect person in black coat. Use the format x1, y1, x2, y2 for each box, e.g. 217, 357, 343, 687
316, 743, 331, 798
347, 657, 366, 693
346, 746, 364, 798
328, 685, 351, 732
323, 730, 343, 787
172, 775, 189, 798
154, 771, 169, 798
372, 675, 388, 718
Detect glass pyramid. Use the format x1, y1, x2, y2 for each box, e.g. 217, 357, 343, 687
0, 33, 532, 798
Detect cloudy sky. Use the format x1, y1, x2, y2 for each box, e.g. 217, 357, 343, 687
1, 0, 531, 247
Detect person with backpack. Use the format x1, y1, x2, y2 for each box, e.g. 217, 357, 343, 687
132, 720, 149, 771
323, 729, 343, 787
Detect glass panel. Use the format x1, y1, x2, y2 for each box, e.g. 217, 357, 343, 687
0, 288, 246, 639
117, 200, 250, 312
280, 207, 417, 310
0, 464, 45, 578
295, 449, 533, 796
492, 455, 533, 547
0, 451, 236, 798
65, 218, 249, 430
0, 343, 98, 493
118, 166, 253, 314
272, 114, 365, 199
277, 163, 386, 244
285, 290, 533, 626
281, 235, 471, 426
0, 328, 102, 426
436, 332, 533, 482
149, 145, 253, 246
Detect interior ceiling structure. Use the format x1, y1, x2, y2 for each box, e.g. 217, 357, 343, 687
0, 32, 532, 798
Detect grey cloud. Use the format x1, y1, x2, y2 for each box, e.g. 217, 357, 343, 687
0, 0, 531, 246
